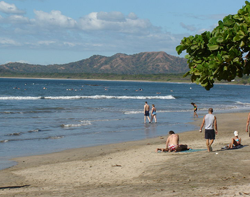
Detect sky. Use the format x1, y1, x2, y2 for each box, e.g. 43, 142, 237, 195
0, 0, 248, 65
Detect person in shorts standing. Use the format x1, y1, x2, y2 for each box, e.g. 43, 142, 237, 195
144, 101, 151, 123
199, 108, 218, 152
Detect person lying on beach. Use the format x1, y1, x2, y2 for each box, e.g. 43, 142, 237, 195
156, 130, 191, 152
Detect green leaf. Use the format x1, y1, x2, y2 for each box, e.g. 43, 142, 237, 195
216, 36, 224, 43
183, 71, 190, 78
176, 45, 184, 55
240, 40, 245, 47
208, 44, 219, 51
233, 57, 240, 62
233, 34, 244, 42
191, 45, 198, 50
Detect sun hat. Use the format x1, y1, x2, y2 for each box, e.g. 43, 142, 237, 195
234, 131, 239, 136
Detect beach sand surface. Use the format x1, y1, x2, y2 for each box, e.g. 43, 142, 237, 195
0, 112, 250, 197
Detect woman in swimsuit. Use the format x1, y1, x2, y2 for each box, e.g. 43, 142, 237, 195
151, 104, 157, 123
191, 102, 198, 118
229, 131, 241, 149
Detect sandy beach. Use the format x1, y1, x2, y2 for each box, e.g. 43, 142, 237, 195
0, 112, 250, 197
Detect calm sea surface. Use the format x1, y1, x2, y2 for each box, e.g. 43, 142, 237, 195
0, 78, 250, 169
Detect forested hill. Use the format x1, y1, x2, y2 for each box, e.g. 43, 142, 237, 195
0, 51, 188, 75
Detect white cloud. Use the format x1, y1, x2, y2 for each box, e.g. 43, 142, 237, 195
78, 11, 153, 34
37, 40, 56, 46
97, 11, 125, 22
0, 5, 184, 60
34, 10, 76, 28
8, 15, 30, 23
180, 22, 196, 32
0, 37, 20, 46
128, 13, 137, 20
0, 1, 25, 14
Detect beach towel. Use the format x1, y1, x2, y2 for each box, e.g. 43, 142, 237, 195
221, 145, 244, 150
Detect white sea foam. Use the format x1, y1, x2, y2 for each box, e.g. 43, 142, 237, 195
0, 95, 175, 100
62, 120, 91, 128
0, 96, 41, 100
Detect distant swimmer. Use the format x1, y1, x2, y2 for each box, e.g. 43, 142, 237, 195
191, 102, 198, 118
144, 101, 151, 123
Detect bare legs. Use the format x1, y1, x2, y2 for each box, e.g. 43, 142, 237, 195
151, 115, 157, 123
206, 139, 214, 152
144, 116, 151, 123
229, 138, 238, 149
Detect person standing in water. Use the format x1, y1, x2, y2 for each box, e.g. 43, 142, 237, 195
151, 104, 157, 123
144, 101, 151, 123
191, 102, 198, 118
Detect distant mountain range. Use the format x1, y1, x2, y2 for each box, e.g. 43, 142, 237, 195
0, 51, 188, 75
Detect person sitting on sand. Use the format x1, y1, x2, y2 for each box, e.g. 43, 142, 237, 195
156, 130, 191, 152
229, 131, 241, 149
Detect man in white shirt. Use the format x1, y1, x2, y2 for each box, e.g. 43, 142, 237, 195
199, 108, 218, 152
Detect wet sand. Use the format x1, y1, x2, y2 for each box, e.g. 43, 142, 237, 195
0, 112, 250, 197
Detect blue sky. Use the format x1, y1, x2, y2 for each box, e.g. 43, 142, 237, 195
0, 0, 247, 65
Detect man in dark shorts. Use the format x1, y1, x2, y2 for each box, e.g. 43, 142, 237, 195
199, 108, 218, 152
144, 101, 151, 123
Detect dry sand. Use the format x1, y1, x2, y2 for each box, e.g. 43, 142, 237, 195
0, 112, 250, 197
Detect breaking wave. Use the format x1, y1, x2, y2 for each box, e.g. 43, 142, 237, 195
0, 95, 175, 100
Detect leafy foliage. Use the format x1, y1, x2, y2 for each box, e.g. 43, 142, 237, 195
176, 1, 250, 90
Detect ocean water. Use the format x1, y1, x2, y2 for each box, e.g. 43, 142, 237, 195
0, 78, 250, 169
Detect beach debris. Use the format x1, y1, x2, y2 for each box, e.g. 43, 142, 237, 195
112, 164, 122, 167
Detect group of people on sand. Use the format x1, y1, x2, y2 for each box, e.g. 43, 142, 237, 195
144, 101, 157, 123
156, 107, 244, 153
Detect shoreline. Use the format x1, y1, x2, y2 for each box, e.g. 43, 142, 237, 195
0, 111, 250, 196
0, 76, 246, 86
